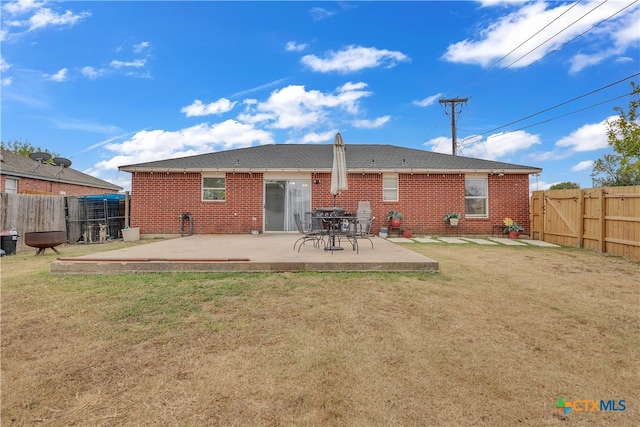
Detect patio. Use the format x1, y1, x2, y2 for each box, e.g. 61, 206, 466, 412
50, 234, 440, 274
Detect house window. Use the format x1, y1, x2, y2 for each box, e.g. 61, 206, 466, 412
202, 177, 226, 201
465, 177, 487, 217
5, 177, 18, 194
383, 174, 398, 201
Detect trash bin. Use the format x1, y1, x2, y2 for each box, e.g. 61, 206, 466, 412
1, 232, 18, 255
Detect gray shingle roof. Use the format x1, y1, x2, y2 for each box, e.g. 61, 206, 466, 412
1, 148, 122, 191
119, 144, 541, 174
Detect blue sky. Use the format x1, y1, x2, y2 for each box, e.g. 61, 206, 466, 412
1, 0, 639, 192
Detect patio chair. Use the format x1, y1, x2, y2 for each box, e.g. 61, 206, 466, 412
357, 201, 371, 211
293, 211, 325, 252
352, 215, 375, 252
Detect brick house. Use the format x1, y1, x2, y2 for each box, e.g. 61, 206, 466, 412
119, 144, 541, 236
0, 148, 122, 196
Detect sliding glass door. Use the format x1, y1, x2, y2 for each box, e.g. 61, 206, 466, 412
264, 178, 311, 232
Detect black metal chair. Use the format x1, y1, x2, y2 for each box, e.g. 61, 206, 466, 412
350, 215, 375, 253
293, 211, 325, 252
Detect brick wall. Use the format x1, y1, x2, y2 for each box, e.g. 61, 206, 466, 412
1, 175, 119, 196
130, 172, 264, 234
130, 171, 531, 235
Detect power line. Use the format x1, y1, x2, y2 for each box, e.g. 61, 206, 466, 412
433, 1, 638, 153
496, 93, 631, 133
470, 0, 637, 98
443, 0, 637, 100
447, 0, 585, 97
462, 73, 639, 140
457, 80, 637, 147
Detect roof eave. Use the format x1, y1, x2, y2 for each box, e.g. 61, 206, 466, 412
2, 170, 122, 190
120, 166, 542, 175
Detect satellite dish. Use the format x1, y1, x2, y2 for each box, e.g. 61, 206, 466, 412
53, 157, 72, 168
29, 152, 51, 162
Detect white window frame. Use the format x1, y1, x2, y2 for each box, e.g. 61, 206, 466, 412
5, 177, 18, 194
383, 174, 398, 202
465, 175, 488, 217
202, 174, 226, 201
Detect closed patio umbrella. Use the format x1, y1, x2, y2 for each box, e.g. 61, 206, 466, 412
330, 132, 348, 207
327, 133, 348, 251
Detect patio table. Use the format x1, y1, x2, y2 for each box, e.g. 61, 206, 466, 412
321, 214, 357, 252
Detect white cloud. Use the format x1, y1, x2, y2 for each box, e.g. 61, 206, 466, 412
569, 52, 609, 74
569, 8, 640, 73
230, 78, 289, 98
45, 67, 68, 82
1, 77, 12, 86
309, 7, 334, 21
300, 130, 336, 144
614, 56, 634, 64
110, 59, 146, 69
428, 130, 541, 160
0, 56, 11, 72
413, 93, 442, 107
424, 136, 453, 154
478, 0, 524, 6
2, 1, 90, 42
301, 45, 409, 73
443, 1, 640, 71
352, 116, 390, 129
81, 66, 101, 79
535, 118, 611, 161
3, 0, 45, 14
286, 41, 308, 52
100, 121, 275, 173
571, 160, 594, 172
555, 118, 610, 152
28, 7, 90, 31
133, 41, 150, 54
614, 7, 640, 46
530, 178, 554, 191
181, 98, 237, 117
255, 85, 325, 129
236, 111, 274, 125
247, 82, 372, 129
49, 117, 120, 133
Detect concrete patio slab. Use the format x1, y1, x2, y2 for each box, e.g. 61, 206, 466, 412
51, 234, 439, 274
518, 239, 561, 248
488, 237, 528, 246
387, 237, 415, 243
437, 237, 469, 244
413, 237, 441, 243
462, 238, 499, 245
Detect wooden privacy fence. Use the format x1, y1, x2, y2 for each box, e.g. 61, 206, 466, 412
0, 193, 66, 253
531, 186, 640, 260
1, 193, 128, 253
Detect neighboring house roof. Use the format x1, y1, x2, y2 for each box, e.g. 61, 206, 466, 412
119, 144, 542, 174
1, 148, 122, 192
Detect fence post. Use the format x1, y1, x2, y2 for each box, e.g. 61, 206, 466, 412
577, 190, 584, 249
599, 188, 606, 253
541, 191, 546, 241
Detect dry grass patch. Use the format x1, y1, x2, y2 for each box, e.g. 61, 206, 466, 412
1, 241, 638, 426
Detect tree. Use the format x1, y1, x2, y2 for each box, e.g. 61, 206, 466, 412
0, 139, 60, 163
549, 182, 580, 190
591, 82, 640, 187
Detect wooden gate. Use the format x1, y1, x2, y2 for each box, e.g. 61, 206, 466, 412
530, 186, 640, 260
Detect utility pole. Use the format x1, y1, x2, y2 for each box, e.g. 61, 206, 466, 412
439, 97, 469, 156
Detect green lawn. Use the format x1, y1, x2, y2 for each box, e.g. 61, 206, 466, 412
2, 240, 638, 426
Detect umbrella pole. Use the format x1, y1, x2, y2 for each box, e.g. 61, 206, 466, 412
332, 194, 337, 249
326, 193, 343, 251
